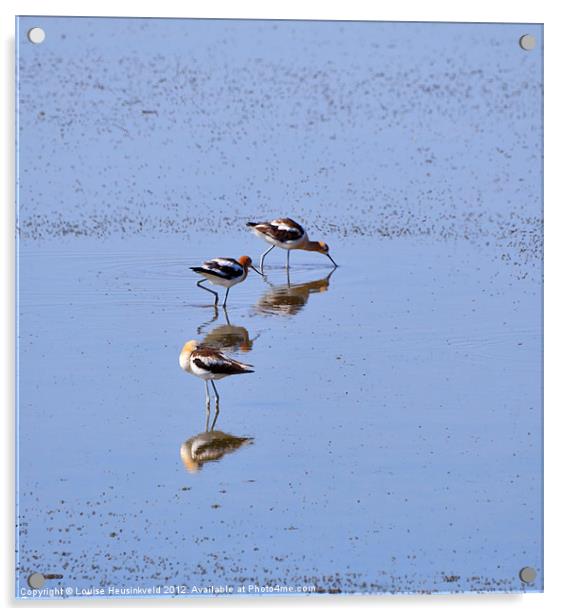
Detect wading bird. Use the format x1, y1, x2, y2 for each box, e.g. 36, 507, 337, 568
191, 256, 261, 307
246, 218, 337, 273
179, 341, 254, 424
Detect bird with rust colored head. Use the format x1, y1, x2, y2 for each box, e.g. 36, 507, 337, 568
191, 255, 262, 307
246, 218, 338, 273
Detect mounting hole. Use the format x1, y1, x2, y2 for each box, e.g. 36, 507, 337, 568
519, 34, 536, 51
519, 567, 537, 583
28, 572, 46, 589
27, 27, 46, 44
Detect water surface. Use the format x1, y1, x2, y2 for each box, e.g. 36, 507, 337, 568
16, 16, 543, 598
17, 234, 542, 596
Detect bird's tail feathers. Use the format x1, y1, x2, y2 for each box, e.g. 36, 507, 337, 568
233, 360, 254, 373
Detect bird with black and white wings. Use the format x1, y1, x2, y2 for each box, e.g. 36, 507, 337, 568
179, 340, 254, 420
196, 257, 248, 281
246, 217, 337, 272
191, 255, 262, 306
247, 218, 307, 247
182, 344, 254, 380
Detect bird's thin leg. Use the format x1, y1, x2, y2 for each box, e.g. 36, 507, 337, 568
222, 287, 230, 308
196, 279, 219, 306
286, 266, 291, 288
211, 397, 220, 430
204, 381, 211, 431
286, 249, 290, 270
211, 380, 220, 404
222, 305, 231, 326
205, 380, 211, 406
196, 305, 219, 335
260, 245, 275, 274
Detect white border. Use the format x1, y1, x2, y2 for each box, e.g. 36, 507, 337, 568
2, 1, 565, 614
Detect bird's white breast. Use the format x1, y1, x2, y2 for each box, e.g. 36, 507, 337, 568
179, 351, 193, 373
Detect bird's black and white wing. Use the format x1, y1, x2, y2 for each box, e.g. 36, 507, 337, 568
190, 348, 254, 375
192, 257, 244, 280
247, 218, 305, 244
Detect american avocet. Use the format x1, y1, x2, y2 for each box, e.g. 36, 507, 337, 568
180, 431, 253, 473
191, 256, 261, 307
179, 340, 254, 416
246, 218, 337, 272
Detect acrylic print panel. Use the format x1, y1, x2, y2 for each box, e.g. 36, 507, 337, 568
15, 17, 543, 599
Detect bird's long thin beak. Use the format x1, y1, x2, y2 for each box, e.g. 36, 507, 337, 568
250, 264, 264, 276
327, 254, 338, 268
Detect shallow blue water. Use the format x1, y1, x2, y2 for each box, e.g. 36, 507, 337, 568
16, 234, 542, 597
16, 17, 543, 598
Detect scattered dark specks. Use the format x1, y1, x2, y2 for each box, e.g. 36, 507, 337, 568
16, 23, 542, 598
443, 575, 461, 583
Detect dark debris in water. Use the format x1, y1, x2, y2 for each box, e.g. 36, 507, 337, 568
16, 496, 531, 598
17, 25, 542, 272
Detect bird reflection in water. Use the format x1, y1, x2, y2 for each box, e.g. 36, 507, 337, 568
180, 430, 253, 474
196, 306, 258, 353
179, 365, 253, 474
256, 269, 336, 317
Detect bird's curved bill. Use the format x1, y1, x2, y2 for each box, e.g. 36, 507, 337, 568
250, 264, 264, 276
327, 254, 338, 268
